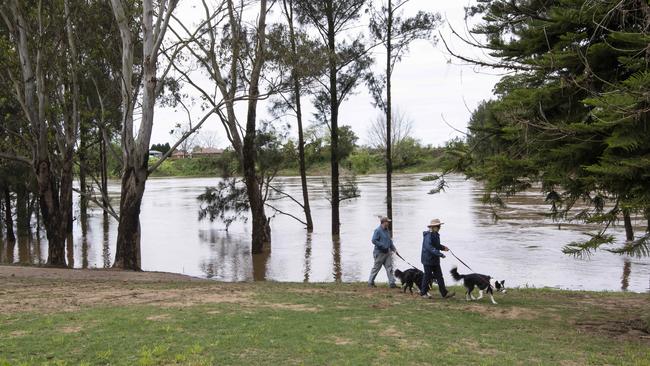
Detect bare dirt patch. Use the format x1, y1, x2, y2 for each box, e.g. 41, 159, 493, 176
564, 293, 649, 312
575, 318, 650, 343
60, 326, 82, 334
379, 325, 405, 338
459, 339, 501, 356
0, 265, 252, 314
8, 331, 27, 337
146, 314, 171, 321
0, 265, 205, 283
464, 304, 540, 320
331, 336, 354, 345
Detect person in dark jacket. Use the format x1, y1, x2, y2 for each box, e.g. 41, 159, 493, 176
420, 219, 455, 298
368, 216, 397, 288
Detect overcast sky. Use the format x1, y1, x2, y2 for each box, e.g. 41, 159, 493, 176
150, 0, 503, 149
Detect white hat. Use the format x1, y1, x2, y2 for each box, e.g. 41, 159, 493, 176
427, 218, 444, 227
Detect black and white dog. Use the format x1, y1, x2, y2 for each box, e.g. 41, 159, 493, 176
450, 267, 506, 304
394, 268, 434, 294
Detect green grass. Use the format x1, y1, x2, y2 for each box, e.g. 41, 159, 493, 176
1, 281, 649, 365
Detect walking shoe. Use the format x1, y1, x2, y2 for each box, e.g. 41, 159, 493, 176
389, 283, 398, 288
368, 283, 376, 288
442, 292, 456, 299
420, 293, 431, 298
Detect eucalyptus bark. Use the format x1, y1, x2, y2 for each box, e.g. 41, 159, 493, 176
111, 0, 177, 269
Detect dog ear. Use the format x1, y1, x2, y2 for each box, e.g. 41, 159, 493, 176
501, 280, 505, 285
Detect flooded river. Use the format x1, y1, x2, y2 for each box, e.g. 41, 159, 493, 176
1, 174, 648, 292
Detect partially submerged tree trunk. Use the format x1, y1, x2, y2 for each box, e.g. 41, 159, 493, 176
113, 165, 147, 269
623, 209, 634, 241
2, 0, 68, 267
326, 11, 341, 235
242, 0, 271, 253
283, 0, 314, 232
110, 0, 178, 269
15, 185, 30, 237
3, 188, 15, 242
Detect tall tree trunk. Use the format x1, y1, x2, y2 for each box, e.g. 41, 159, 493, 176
0, 198, 4, 236
60, 155, 74, 237
623, 209, 634, 241
3, 188, 15, 242
113, 166, 146, 270
285, 0, 313, 232
15, 185, 30, 237
100, 127, 109, 209
385, 0, 393, 235
242, 0, 270, 254
37, 161, 67, 266
327, 4, 340, 235
295, 90, 314, 232
78, 125, 89, 219
66, 232, 74, 268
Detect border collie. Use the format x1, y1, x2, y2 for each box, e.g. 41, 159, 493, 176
450, 267, 506, 304
394, 268, 434, 294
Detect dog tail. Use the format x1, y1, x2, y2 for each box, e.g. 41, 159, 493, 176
450, 266, 464, 281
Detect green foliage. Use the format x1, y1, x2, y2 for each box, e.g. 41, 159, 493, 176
150, 143, 171, 154
449, 0, 650, 257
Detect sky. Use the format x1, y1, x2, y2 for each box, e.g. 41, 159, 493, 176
150, 0, 504, 149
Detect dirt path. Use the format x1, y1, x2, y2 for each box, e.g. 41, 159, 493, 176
0, 265, 205, 282
0, 265, 252, 314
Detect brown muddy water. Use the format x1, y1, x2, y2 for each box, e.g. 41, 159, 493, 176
1, 174, 648, 292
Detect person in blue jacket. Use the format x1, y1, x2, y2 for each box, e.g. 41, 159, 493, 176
420, 219, 455, 298
368, 216, 397, 288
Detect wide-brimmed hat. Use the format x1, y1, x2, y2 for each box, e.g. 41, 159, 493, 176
380, 216, 392, 223
427, 219, 444, 227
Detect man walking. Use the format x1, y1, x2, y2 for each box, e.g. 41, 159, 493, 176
368, 217, 397, 288
420, 219, 455, 298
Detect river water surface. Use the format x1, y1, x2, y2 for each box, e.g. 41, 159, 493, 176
1, 174, 648, 292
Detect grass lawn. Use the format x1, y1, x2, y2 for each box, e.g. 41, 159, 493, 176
0, 267, 648, 365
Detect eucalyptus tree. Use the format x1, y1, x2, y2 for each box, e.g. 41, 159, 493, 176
108, 0, 186, 269
366, 0, 439, 231
169, 0, 274, 253
294, 0, 372, 235
0, 0, 83, 266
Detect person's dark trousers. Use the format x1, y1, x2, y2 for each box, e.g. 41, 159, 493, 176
420, 262, 448, 297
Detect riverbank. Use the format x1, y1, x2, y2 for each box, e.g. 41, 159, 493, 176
1, 266, 648, 365
147, 157, 442, 178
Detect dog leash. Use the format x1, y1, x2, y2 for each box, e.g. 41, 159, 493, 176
448, 249, 474, 272
394, 251, 420, 270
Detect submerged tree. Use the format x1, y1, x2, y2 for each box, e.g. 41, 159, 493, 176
0, 0, 86, 266
267, 0, 328, 232
171, 0, 273, 253
294, 0, 371, 235
366, 0, 439, 233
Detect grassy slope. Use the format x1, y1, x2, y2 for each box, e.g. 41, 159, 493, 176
0, 277, 649, 366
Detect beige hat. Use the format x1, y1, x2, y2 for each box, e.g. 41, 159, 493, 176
380, 216, 392, 223
427, 218, 444, 227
